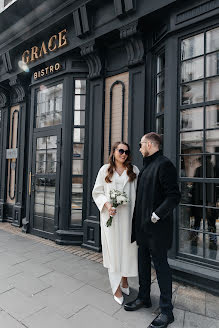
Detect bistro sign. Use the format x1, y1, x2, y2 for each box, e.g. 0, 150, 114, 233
22, 29, 68, 64
33, 62, 62, 80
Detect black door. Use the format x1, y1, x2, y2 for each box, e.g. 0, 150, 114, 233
29, 128, 61, 239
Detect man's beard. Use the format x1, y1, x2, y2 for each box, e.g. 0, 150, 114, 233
144, 150, 149, 157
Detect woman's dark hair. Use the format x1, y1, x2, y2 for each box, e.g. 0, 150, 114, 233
105, 141, 136, 183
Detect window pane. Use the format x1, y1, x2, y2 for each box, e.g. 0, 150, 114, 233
181, 81, 203, 105
157, 53, 165, 73
73, 143, 84, 160
157, 72, 165, 93
179, 205, 192, 228
205, 209, 219, 261
73, 128, 85, 143
156, 116, 164, 134
181, 33, 204, 60
206, 27, 219, 53
75, 80, 86, 94
156, 93, 164, 113
44, 205, 54, 217
205, 183, 219, 208
181, 57, 204, 82
72, 159, 83, 175
180, 155, 203, 178
71, 176, 83, 225
180, 131, 203, 154
206, 130, 219, 153
206, 154, 219, 178
36, 84, 63, 128
74, 95, 86, 110
180, 107, 203, 131
206, 105, 219, 129
206, 53, 219, 77
181, 182, 204, 206
74, 111, 85, 126
37, 137, 46, 150
206, 77, 219, 101
178, 229, 203, 257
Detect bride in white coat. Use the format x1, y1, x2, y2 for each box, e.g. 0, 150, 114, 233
92, 141, 139, 305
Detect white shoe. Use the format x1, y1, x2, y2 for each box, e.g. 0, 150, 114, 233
120, 285, 130, 296
114, 295, 124, 305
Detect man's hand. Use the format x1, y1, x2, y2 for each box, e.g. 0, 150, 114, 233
151, 212, 160, 224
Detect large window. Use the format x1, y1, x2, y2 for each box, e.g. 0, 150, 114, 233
71, 80, 86, 225
155, 51, 165, 137
179, 27, 219, 264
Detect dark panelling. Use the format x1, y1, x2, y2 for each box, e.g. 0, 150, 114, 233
124, 0, 135, 13
73, 4, 90, 38
128, 66, 145, 168
73, 9, 83, 37
114, 0, 135, 17
2, 52, 12, 73
114, 0, 123, 17
105, 42, 128, 74
82, 79, 104, 251
176, 0, 219, 25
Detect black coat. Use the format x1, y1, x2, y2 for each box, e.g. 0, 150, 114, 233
131, 151, 181, 250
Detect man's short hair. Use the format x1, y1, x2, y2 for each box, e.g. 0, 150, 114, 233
144, 132, 162, 148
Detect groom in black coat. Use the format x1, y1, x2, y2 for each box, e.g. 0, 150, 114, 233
124, 132, 181, 328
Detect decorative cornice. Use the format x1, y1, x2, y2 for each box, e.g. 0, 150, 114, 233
80, 40, 102, 80
119, 20, 138, 39
0, 86, 9, 108
9, 76, 26, 104
119, 20, 144, 67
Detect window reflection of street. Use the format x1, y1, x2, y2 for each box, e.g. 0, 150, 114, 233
179, 28, 219, 261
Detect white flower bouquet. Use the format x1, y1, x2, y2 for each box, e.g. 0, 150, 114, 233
106, 189, 129, 227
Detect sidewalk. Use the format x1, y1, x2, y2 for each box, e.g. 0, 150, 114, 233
0, 223, 218, 328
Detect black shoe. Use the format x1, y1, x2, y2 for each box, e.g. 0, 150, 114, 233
124, 298, 152, 311
148, 313, 174, 328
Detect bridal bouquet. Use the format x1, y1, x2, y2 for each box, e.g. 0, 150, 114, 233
106, 189, 129, 227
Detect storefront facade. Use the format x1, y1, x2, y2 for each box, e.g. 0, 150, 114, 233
0, 0, 218, 294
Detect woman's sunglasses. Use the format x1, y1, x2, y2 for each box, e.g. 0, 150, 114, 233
117, 148, 130, 155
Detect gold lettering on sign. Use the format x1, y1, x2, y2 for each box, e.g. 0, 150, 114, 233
58, 29, 67, 48
33, 63, 62, 80
21, 29, 68, 64
48, 35, 58, 52
22, 50, 30, 64
31, 46, 39, 62
39, 41, 48, 58
55, 63, 61, 70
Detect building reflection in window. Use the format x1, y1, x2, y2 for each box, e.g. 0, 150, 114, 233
71, 80, 86, 226
179, 27, 219, 262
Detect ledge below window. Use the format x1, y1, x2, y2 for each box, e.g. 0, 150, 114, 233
169, 258, 219, 296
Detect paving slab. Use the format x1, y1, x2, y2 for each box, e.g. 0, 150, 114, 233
13, 259, 54, 278
68, 305, 133, 328
0, 288, 45, 320
0, 311, 26, 328
63, 283, 121, 316
184, 311, 219, 328
6, 272, 51, 296
174, 286, 206, 315
22, 307, 73, 328
39, 270, 85, 293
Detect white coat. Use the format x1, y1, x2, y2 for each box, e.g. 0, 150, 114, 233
92, 164, 139, 276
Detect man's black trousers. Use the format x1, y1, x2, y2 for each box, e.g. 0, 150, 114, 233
137, 242, 173, 316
